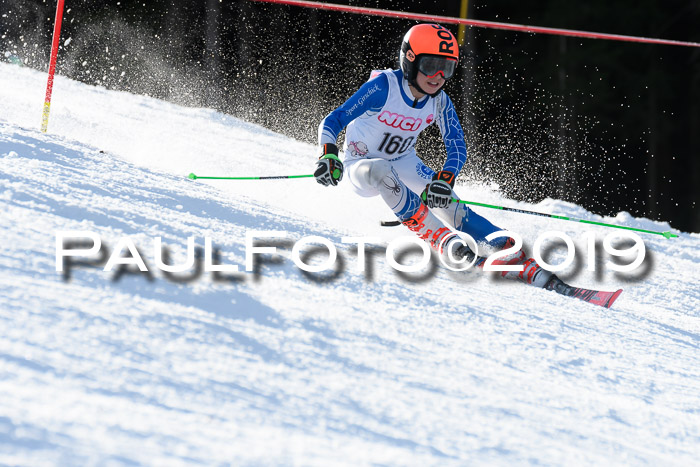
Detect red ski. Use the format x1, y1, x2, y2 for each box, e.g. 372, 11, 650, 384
442, 243, 624, 309
545, 276, 623, 309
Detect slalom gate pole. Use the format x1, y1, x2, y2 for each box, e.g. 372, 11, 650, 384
249, 0, 700, 48
40, 0, 66, 133
453, 199, 678, 239
188, 173, 314, 181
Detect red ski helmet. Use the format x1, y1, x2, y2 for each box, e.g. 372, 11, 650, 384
400, 24, 459, 96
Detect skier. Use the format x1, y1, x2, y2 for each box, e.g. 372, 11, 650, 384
313, 23, 621, 306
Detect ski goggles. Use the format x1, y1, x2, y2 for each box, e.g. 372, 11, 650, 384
417, 55, 457, 80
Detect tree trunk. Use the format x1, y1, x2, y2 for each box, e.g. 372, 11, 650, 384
556, 35, 568, 201
205, 0, 221, 106
206, 0, 220, 74
647, 53, 659, 220
691, 56, 700, 231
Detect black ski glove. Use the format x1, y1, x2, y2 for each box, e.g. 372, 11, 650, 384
422, 170, 455, 209
314, 143, 344, 187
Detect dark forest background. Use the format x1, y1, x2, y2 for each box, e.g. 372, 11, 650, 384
1, 0, 698, 232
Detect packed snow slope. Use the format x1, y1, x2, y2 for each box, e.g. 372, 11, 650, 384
1, 62, 699, 466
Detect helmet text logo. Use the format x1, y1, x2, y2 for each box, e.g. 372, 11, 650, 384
437, 31, 455, 54
431, 24, 456, 56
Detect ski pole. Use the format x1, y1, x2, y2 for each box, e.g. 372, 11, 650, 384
385, 197, 678, 238
188, 173, 314, 180
452, 199, 678, 239
189, 171, 679, 239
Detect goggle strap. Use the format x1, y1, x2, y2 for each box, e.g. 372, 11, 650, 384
425, 71, 445, 79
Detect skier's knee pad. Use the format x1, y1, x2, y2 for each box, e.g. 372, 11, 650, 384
354, 159, 393, 189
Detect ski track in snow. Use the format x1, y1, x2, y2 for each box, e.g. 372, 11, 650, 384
1, 63, 699, 465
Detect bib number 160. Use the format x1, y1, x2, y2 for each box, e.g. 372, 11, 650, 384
378, 133, 414, 155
